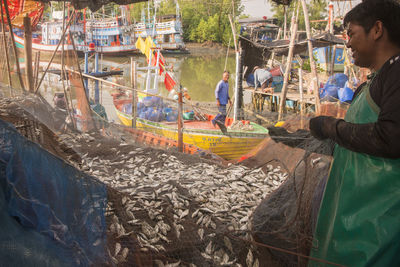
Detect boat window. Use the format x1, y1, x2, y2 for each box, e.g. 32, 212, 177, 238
164, 34, 170, 43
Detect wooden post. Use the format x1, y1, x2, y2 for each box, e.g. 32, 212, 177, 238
301, 0, 320, 113
278, 4, 299, 121
328, 2, 336, 76
177, 85, 183, 153
24, 15, 34, 92
59, 1, 75, 130
283, 6, 288, 39
268, 28, 282, 68
228, 14, 242, 121
33, 51, 40, 89
299, 67, 304, 129
0, 0, 11, 88
330, 45, 337, 76
61, 0, 66, 85
130, 58, 137, 128
2, 0, 25, 91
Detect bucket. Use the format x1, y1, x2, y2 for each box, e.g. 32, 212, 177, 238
89, 42, 95, 51
270, 66, 283, 77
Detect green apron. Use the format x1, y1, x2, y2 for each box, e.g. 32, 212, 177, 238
309, 81, 400, 266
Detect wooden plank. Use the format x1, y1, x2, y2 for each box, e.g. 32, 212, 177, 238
245, 89, 315, 105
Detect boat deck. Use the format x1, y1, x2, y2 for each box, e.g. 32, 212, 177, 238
245, 88, 316, 104
165, 120, 215, 130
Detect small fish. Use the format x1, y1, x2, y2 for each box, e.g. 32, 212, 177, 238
165, 261, 181, 267
198, 228, 204, 240
205, 241, 213, 255
224, 236, 233, 253
246, 250, 253, 267
114, 242, 121, 256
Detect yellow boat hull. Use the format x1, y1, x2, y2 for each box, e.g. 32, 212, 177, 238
115, 108, 267, 160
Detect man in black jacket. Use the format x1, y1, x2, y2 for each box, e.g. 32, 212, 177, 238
308, 0, 400, 266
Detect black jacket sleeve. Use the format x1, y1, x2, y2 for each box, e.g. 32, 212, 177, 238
330, 56, 400, 158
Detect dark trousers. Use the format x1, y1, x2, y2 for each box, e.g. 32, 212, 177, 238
212, 105, 227, 124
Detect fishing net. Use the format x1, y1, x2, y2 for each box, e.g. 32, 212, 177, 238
0, 7, 345, 267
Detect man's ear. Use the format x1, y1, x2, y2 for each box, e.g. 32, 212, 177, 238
372, 20, 384, 41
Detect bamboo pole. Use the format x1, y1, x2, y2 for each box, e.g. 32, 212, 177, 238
278, 3, 299, 121
224, 37, 230, 71
34, 13, 75, 93
2, 0, 25, 91
59, 2, 75, 130
299, 67, 304, 129
328, 2, 336, 76
177, 85, 183, 153
283, 6, 288, 39
300, 0, 320, 113
24, 15, 34, 92
61, 1, 66, 84
131, 58, 137, 128
33, 51, 40, 89
228, 14, 241, 121
268, 28, 282, 68
0, 0, 12, 89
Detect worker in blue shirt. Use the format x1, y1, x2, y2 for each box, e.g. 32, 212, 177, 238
253, 66, 273, 93
212, 71, 232, 130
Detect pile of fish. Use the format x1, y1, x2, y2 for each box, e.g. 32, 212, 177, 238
59, 132, 289, 266
0, 96, 290, 266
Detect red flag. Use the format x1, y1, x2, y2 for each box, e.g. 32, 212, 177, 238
151, 51, 165, 75
164, 72, 176, 91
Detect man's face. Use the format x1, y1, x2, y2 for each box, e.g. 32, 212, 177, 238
223, 72, 229, 82
346, 22, 376, 68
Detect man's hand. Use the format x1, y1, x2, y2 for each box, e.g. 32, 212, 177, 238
216, 99, 220, 107
309, 116, 341, 140
228, 99, 232, 106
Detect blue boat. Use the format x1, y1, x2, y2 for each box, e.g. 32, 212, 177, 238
313, 45, 346, 72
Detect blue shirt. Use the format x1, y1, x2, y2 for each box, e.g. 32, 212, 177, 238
254, 69, 272, 89
215, 80, 230, 105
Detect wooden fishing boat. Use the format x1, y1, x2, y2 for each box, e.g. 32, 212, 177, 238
113, 97, 269, 160
14, 32, 81, 55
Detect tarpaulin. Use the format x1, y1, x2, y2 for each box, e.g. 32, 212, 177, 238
1, 0, 44, 28
0, 118, 109, 266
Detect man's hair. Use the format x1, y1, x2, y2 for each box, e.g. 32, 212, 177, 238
343, 0, 400, 47
223, 70, 230, 75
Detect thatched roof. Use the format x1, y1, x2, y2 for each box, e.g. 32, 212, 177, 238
40, 0, 148, 11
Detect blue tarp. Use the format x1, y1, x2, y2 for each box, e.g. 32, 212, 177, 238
320, 73, 354, 103
0, 119, 108, 266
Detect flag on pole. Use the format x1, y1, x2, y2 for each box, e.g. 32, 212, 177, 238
144, 36, 156, 58
164, 72, 176, 91
135, 37, 146, 54
151, 50, 166, 75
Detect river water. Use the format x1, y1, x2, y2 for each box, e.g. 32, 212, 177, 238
102, 51, 237, 102
0, 49, 237, 123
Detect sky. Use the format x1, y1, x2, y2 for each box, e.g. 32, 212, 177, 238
241, 0, 363, 19
241, 0, 274, 18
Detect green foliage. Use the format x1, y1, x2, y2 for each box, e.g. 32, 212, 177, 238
129, 0, 243, 45
302, 55, 324, 72
269, 0, 328, 31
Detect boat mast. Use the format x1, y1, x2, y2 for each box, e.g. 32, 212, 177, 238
228, 13, 241, 121
145, 1, 159, 95
176, 0, 180, 19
